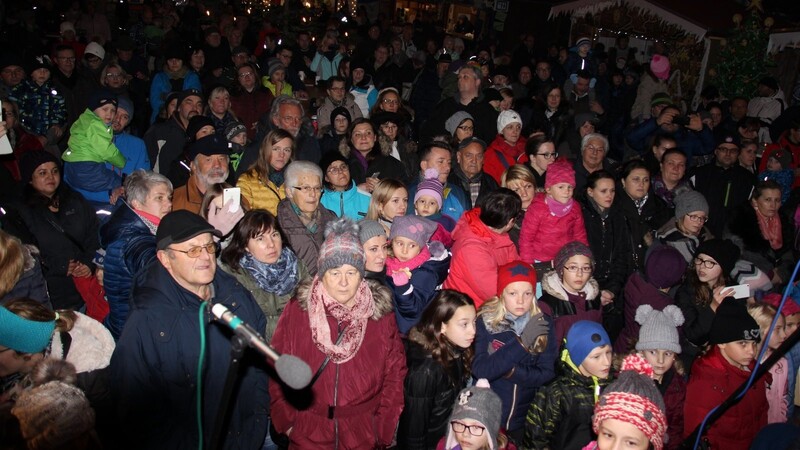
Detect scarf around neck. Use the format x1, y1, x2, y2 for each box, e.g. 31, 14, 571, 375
756, 207, 783, 250
134, 209, 161, 234
239, 247, 300, 296
545, 195, 575, 217
587, 196, 609, 220
307, 276, 374, 363
385, 245, 431, 285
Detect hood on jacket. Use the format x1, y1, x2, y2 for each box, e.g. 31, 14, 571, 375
453, 208, 498, 243
51, 311, 115, 374
293, 277, 393, 320
541, 270, 600, 302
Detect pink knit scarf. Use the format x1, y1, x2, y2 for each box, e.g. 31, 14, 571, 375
545, 195, 574, 217
307, 276, 374, 363
385, 245, 431, 285
756, 208, 783, 250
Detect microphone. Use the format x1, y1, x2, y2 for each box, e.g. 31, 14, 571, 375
211, 303, 312, 390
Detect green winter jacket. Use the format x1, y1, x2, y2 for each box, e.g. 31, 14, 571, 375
64, 109, 126, 169
524, 349, 613, 450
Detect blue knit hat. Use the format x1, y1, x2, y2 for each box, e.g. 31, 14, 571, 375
566, 320, 610, 366
0, 306, 55, 354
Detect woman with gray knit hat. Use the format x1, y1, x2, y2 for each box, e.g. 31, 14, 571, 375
445, 111, 475, 148
655, 190, 714, 264
268, 218, 406, 449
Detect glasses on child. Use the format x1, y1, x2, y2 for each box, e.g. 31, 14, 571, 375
168, 242, 220, 258
451, 421, 485, 436
694, 258, 718, 269
685, 214, 708, 223
564, 265, 593, 274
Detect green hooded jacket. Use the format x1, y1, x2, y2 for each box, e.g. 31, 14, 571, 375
63, 109, 126, 169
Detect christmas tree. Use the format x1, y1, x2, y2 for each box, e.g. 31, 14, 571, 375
713, 0, 775, 98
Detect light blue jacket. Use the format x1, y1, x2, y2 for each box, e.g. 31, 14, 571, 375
321, 181, 371, 220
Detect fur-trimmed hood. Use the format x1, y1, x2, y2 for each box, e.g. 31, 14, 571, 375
541, 270, 599, 301
338, 134, 392, 159
52, 312, 115, 374
293, 277, 394, 320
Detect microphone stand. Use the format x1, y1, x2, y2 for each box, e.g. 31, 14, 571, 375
209, 334, 248, 450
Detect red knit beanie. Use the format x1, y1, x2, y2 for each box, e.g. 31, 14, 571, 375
496, 260, 537, 297
545, 159, 575, 189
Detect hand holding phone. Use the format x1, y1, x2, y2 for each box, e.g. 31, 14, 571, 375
223, 187, 241, 213
726, 284, 750, 299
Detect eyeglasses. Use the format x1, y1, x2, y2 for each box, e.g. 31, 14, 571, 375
585, 145, 605, 153
694, 258, 718, 269
451, 421, 485, 436
105, 73, 123, 78
457, 125, 473, 132
293, 185, 322, 194
686, 214, 708, 223
716, 146, 739, 154
564, 265, 593, 274
327, 165, 349, 174
382, 98, 399, 105
168, 242, 220, 258
329, 86, 345, 92
238, 72, 255, 78
536, 152, 558, 159
2, 109, 15, 118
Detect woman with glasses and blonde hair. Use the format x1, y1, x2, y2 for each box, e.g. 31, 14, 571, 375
276, 161, 337, 276
237, 129, 294, 215
365, 178, 408, 235
500, 164, 535, 247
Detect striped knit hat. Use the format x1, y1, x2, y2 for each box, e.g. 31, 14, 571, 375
592, 354, 668, 450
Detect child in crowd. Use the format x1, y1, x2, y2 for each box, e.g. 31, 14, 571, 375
615, 245, 687, 353
684, 299, 768, 450
473, 261, 557, 444
519, 160, 588, 286
366, 178, 408, 235
386, 215, 451, 335
762, 291, 800, 419
634, 305, 687, 450
484, 110, 529, 184
413, 168, 455, 247
262, 60, 293, 97
438, 379, 516, 450
62, 89, 127, 208
583, 353, 668, 450
539, 242, 603, 344
17, 55, 66, 145
224, 121, 250, 175
748, 300, 789, 423
758, 148, 793, 204
525, 320, 613, 449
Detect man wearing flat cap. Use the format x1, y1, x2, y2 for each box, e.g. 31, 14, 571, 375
110, 210, 268, 450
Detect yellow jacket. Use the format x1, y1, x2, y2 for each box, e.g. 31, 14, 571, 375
237, 170, 285, 215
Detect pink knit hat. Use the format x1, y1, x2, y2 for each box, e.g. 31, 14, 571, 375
415, 168, 444, 208
545, 159, 575, 189
650, 54, 670, 81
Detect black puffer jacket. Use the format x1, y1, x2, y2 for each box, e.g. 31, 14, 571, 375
614, 191, 671, 273
398, 329, 469, 450
579, 197, 631, 298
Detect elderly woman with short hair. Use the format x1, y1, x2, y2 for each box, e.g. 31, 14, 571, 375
277, 161, 337, 275
99, 169, 173, 338
574, 133, 617, 194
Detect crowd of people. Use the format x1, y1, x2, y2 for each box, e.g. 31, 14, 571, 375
2, 1, 800, 450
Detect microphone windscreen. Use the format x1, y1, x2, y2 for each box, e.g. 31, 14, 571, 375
275, 354, 313, 390
211, 303, 229, 320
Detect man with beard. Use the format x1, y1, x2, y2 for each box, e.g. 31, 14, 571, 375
172, 134, 230, 214
144, 89, 203, 175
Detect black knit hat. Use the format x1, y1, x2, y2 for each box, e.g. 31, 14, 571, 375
186, 115, 215, 141
329, 106, 351, 127
709, 298, 761, 344
694, 239, 740, 277
19, 151, 60, 184
87, 88, 118, 112
319, 151, 349, 179
371, 111, 404, 128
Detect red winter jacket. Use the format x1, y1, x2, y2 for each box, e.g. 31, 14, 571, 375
683, 346, 767, 450
659, 368, 687, 450
519, 193, 588, 264
442, 208, 520, 308
269, 280, 407, 449
483, 134, 529, 184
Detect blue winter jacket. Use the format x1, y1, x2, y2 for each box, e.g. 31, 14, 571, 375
320, 181, 371, 220
624, 117, 715, 163
71, 133, 150, 205
149, 70, 202, 124
109, 260, 269, 450
99, 201, 157, 339
387, 244, 451, 335
406, 180, 468, 222
472, 313, 558, 432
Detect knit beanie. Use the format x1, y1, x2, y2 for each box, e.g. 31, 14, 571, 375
574, 112, 598, 131
635, 305, 685, 353
497, 109, 522, 134
554, 241, 594, 274
414, 168, 444, 209
164, 43, 186, 62
358, 219, 387, 244
674, 191, 709, 221
694, 239, 740, 278
650, 54, 670, 81
445, 111, 473, 136
761, 292, 800, 316
19, 150, 60, 184
330, 106, 352, 127
709, 298, 761, 344
116, 96, 134, 120
444, 379, 502, 450
497, 260, 537, 297
574, 37, 592, 49
0, 306, 55, 354
544, 159, 576, 189
389, 215, 437, 248
224, 121, 247, 142
319, 151, 349, 180
650, 92, 672, 108
27, 54, 52, 73
592, 354, 668, 450
317, 218, 366, 277
769, 148, 793, 170
268, 59, 286, 78
566, 320, 611, 366
87, 88, 118, 112
84, 42, 106, 61
12, 381, 96, 449
645, 245, 687, 289
186, 115, 215, 141
371, 111, 404, 129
